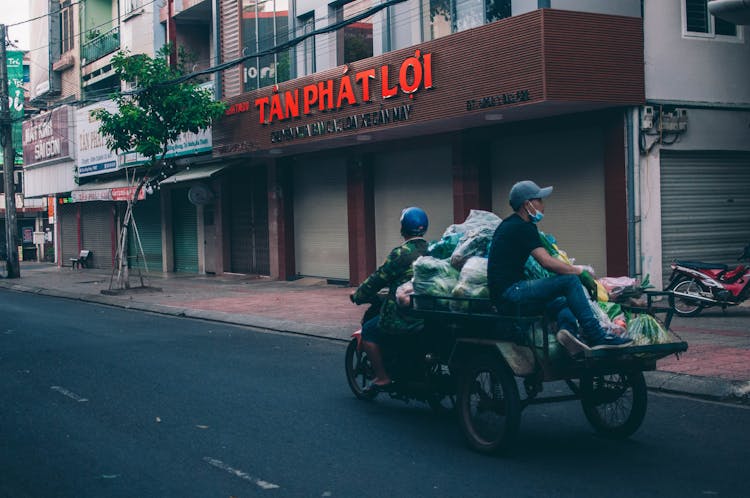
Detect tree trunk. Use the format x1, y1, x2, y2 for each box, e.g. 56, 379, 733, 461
111, 175, 149, 290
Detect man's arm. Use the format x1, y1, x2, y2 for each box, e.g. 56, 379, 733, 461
351, 246, 405, 304
531, 247, 582, 275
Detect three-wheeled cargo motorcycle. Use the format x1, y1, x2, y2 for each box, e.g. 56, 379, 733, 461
344, 291, 688, 453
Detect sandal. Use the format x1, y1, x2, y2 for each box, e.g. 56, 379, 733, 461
363, 381, 395, 395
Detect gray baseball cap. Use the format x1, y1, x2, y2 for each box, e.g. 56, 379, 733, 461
509, 180, 553, 210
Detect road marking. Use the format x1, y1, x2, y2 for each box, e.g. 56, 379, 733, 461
203, 457, 279, 490
50, 386, 88, 402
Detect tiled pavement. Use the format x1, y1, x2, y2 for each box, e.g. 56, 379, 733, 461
2, 262, 749, 403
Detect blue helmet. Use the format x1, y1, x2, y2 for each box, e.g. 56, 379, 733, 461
400, 207, 428, 236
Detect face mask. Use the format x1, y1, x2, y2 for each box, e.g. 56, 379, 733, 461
526, 203, 544, 224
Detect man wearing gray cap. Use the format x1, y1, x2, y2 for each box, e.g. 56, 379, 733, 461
487, 180, 631, 351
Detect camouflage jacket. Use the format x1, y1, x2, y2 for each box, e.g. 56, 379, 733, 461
351, 238, 428, 334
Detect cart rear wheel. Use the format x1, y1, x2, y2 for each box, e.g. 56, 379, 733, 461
458, 355, 521, 453
580, 371, 647, 439
345, 339, 378, 400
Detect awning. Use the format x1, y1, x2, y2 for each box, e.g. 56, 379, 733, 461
159, 164, 227, 185
74, 178, 134, 191
71, 177, 145, 203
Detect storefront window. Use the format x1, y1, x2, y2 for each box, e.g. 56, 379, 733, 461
426, 0, 453, 40
486, 0, 512, 24
242, 0, 291, 91
342, 0, 375, 63
60, 0, 75, 54
455, 0, 484, 31
297, 12, 316, 77
424, 0, 511, 40
684, 0, 737, 38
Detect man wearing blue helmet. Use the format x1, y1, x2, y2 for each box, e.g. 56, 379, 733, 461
350, 207, 429, 392
487, 181, 631, 352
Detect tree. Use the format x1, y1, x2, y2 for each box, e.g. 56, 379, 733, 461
93, 47, 226, 290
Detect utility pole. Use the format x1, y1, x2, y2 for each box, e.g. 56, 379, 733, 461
0, 24, 20, 278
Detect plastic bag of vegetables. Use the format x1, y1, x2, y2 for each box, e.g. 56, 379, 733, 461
412, 256, 460, 309
450, 257, 490, 311
428, 232, 462, 259
443, 210, 501, 239
625, 314, 671, 345
589, 300, 626, 337
450, 226, 497, 270
395, 281, 414, 308
429, 210, 501, 265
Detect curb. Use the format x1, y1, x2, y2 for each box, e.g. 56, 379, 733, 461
0, 280, 349, 342
644, 371, 750, 405
2, 280, 748, 405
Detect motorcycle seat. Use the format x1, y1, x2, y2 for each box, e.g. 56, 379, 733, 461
674, 260, 728, 271
721, 266, 746, 284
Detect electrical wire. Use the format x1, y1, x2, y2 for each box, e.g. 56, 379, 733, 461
158, 0, 409, 87
14, 0, 444, 124
7, 1, 83, 28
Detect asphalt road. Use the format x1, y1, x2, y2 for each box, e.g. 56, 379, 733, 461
1, 289, 749, 497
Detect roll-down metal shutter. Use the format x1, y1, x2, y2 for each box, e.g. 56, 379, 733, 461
373, 145, 454, 263
80, 202, 115, 269
128, 195, 163, 272
59, 203, 79, 265
490, 127, 607, 275
293, 157, 349, 280
660, 151, 750, 279
230, 169, 270, 274
172, 188, 199, 272
0, 220, 5, 259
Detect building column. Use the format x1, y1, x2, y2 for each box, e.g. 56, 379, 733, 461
347, 155, 376, 286
452, 134, 492, 223
267, 158, 295, 280
161, 187, 174, 273
603, 112, 629, 276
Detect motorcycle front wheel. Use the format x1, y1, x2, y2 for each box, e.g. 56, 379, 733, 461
669, 278, 705, 317
344, 338, 378, 400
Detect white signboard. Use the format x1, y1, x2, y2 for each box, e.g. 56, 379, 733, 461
120, 127, 213, 166
76, 83, 215, 172
76, 101, 120, 178
71, 189, 112, 202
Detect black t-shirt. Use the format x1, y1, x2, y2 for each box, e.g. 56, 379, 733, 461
487, 213, 542, 302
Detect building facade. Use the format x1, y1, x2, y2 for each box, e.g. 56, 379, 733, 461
211, 0, 646, 284
638, 0, 750, 288
24, 0, 220, 272
20, 0, 750, 286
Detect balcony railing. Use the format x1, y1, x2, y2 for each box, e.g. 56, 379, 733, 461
81, 26, 120, 65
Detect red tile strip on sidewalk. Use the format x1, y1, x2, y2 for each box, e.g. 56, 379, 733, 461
158, 289, 363, 328
658, 344, 750, 382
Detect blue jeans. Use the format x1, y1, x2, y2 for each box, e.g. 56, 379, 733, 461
499, 275, 605, 340
361, 316, 383, 344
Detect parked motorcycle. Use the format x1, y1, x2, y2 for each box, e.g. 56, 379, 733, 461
665, 244, 750, 317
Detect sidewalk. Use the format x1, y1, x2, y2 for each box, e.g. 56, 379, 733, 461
2, 262, 749, 404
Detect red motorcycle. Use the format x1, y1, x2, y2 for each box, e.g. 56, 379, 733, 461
665, 244, 750, 317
